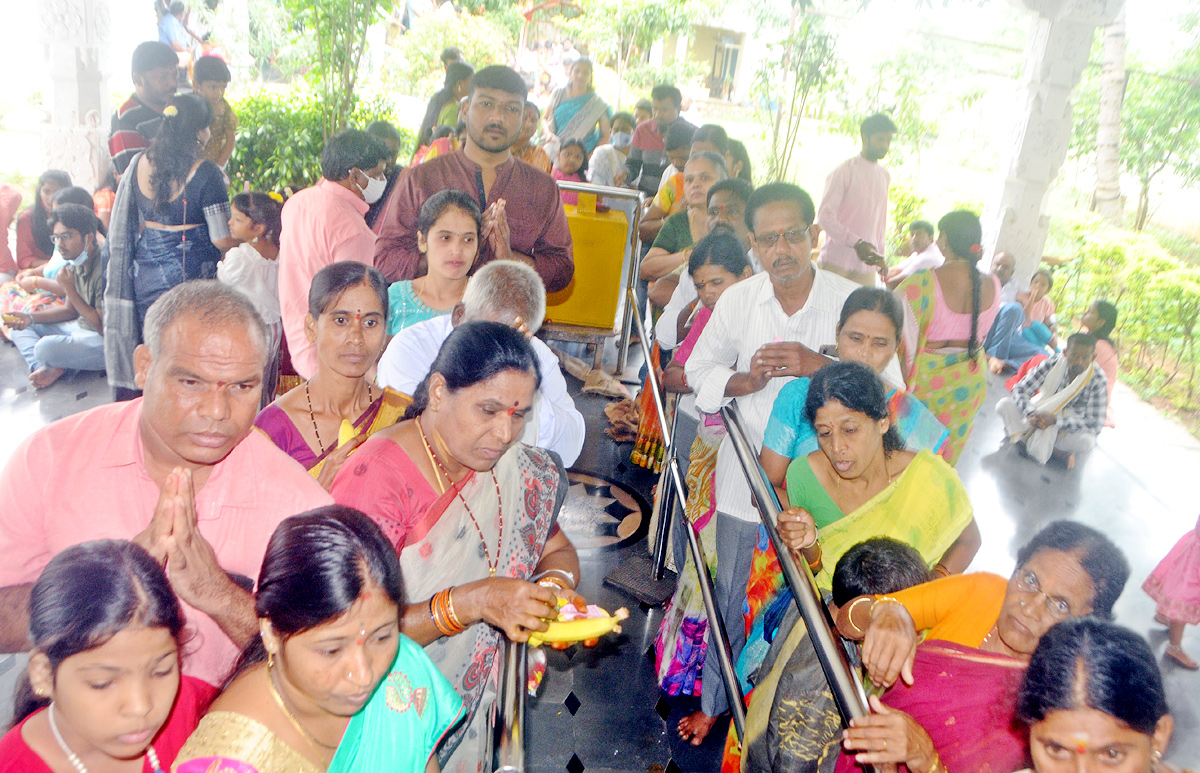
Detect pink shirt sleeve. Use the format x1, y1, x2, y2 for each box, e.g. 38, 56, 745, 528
0, 430, 53, 586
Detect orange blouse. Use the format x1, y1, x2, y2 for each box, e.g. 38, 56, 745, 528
885, 572, 1008, 647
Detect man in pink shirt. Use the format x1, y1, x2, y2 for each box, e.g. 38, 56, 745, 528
278, 129, 392, 378
0, 281, 332, 686
817, 112, 896, 286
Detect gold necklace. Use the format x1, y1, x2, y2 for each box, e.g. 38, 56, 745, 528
267, 661, 339, 755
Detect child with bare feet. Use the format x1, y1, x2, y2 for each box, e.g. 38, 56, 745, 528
1144, 514, 1200, 670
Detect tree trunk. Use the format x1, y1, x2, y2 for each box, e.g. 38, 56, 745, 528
1135, 179, 1151, 231
1093, 6, 1126, 227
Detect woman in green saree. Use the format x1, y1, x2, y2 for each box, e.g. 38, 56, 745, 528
173, 506, 463, 773
725, 361, 979, 772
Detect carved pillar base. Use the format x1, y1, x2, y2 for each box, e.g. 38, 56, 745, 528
40, 125, 109, 192
985, 0, 1124, 283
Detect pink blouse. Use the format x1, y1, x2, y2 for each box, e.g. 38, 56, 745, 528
924, 270, 1002, 343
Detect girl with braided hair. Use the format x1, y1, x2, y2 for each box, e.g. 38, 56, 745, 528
896, 210, 1001, 464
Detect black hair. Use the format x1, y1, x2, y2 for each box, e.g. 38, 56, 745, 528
837, 287, 904, 340
417, 62, 475, 147
308, 261, 389, 319
440, 46, 463, 63
745, 182, 816, 233
469, 65, 529, 100
13, 540, 185, 725
611, 111, 635, 131
692, 124, 729, 155
169, 1, 185, 14
558, 138, 589, 177
1015, 520, 1129, 620
634, 98, 653, 117
860, 112, 898, 136
231, 191, 283, 246
831, 537, 935, 607
908, 219, 934, 236
416, 189, 483, 239
569, 57, 595, 93
937, 210, 984, 357
1090, 300, 1118, 341
804, 361, 904, 455
404, 320, 542, 419
146, 93, 213, 212
365, 120, 402, 146
131, 41, 178, 77
97, 166, 118, 194
227, 506, 404, 686
47, 203, 101, 237
430, 124, 454, 142
320, 129, 391, 182
706, 177, 753, 208
30, 170, 72, 256
688, 228, 749, 277
727, 139, 753, 185
1066, 331, 1097, 351
193, 55, 231, 85
650, 84, 683, 108
51, 186, 95, 211
1017, 618, 1168, 737
1032, 268, 1054, 291
664, 121, 696, 152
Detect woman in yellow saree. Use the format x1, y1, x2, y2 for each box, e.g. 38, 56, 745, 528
254, 262, 409, 490
725, 361, 979, 772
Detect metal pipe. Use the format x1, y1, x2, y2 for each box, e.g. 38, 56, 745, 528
718, 404, 871, 727
551, 180, 644, 374
650, 403, 682, 580
493, 639, 527, 773
630, 305, 747, 740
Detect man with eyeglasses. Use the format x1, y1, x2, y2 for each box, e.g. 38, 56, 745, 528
375, 65, 574, 294
817, 112, 897, 286
679, 182, 864, 745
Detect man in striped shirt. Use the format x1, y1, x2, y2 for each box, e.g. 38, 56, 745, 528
108, 42, 179, 175
681, 181, 860, 744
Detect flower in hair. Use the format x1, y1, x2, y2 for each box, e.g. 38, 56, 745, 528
162, 105, 179, 117
969, 244, 982, 254
268, 191, 284, 203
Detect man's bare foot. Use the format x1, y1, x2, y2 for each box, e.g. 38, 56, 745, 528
988, 356, 1006, 375
1167, 644, 1199, 670
29, 366, 65, 389
677, 710, 718, 746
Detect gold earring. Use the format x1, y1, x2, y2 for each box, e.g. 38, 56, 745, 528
267, 651, 275, 669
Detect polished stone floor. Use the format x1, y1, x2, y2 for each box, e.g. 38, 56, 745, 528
1, 338, 1198, 769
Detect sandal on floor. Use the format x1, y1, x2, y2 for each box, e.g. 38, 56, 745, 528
1166, 645, 1199, 670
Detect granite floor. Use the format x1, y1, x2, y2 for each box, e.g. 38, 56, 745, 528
1, 335, 1197, 769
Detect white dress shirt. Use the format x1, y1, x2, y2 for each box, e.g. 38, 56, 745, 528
376, 315, 586, 467
891, 242, 944, 281
684, 269, 860, 522
654, 248, 764, 350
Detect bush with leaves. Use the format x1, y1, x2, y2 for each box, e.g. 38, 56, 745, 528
383, 13, 515, 102
227, 90, 413, 195
886, 182, 928, 256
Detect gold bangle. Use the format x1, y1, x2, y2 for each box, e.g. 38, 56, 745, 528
871, 596, 906, 620
844, 596, 873, 637
806, 542, 822, 573
445, 587, 463, 631
927, 756, 946, 773
934, 563, 950, 578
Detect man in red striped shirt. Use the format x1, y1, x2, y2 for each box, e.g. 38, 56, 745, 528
108, 42, 178, 175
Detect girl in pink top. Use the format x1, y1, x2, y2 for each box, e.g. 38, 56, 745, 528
898, 210, 1001, 465
552, 139, 588, 206
1082, 299, 1119, 427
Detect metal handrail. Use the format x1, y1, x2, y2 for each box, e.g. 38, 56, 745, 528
719, 404, 871, 728
493, 638, 527, 773
629, 303, 747, 741
552, 179, 645, 374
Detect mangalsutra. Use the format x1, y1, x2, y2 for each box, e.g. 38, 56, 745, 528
417, 417, 504, 575
267, 660, 339, 754
305, 379, 374, 455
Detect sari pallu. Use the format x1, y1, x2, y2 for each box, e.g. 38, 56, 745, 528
400, 444, 567, 772
833, 642, 1029, 773
546, 89, 611, 154
254, 387, 412, 479
654, 412, 725, 696
723, 451, 974, 772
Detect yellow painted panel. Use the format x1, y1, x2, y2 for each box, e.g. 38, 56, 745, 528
544, 205, 629, 330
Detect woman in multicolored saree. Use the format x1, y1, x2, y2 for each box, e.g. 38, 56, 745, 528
174, 506, 463, 773
255, 262, 410, 491
728, 361, 979, 771
832, 521, 1129, 773
330, 321, 582, 772
896, 210, 1001, 465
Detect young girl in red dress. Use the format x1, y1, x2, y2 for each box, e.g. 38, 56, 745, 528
0, 540, 215, 773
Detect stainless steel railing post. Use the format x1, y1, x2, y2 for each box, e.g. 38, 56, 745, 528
492, 638, 527, 773
719, 404, 871, 727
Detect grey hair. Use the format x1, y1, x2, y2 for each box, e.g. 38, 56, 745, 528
143, 280, 269, 363
687, 150, 728, 181
461, 260, 547, 333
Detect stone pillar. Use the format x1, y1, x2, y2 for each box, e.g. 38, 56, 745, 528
984, 0, 1124, 284
40, 0, 111, 192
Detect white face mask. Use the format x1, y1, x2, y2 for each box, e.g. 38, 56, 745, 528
358, 170, 387, 204
611, 131, 632, 149
67, 248, 91, 267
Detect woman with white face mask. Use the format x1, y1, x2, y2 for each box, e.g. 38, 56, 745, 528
4, 203, 108, 388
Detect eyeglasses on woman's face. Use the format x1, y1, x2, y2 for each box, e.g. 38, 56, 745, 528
1015, 569, 1074, 620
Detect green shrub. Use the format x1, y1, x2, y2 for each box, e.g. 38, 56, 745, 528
887, 182, 928, 256
227, 89, 413, 195
382, 13, 515, 102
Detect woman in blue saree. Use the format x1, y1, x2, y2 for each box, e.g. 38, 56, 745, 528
544, 58, 611, 155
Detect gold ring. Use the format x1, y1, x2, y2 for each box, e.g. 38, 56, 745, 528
881, 739, 888, 751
